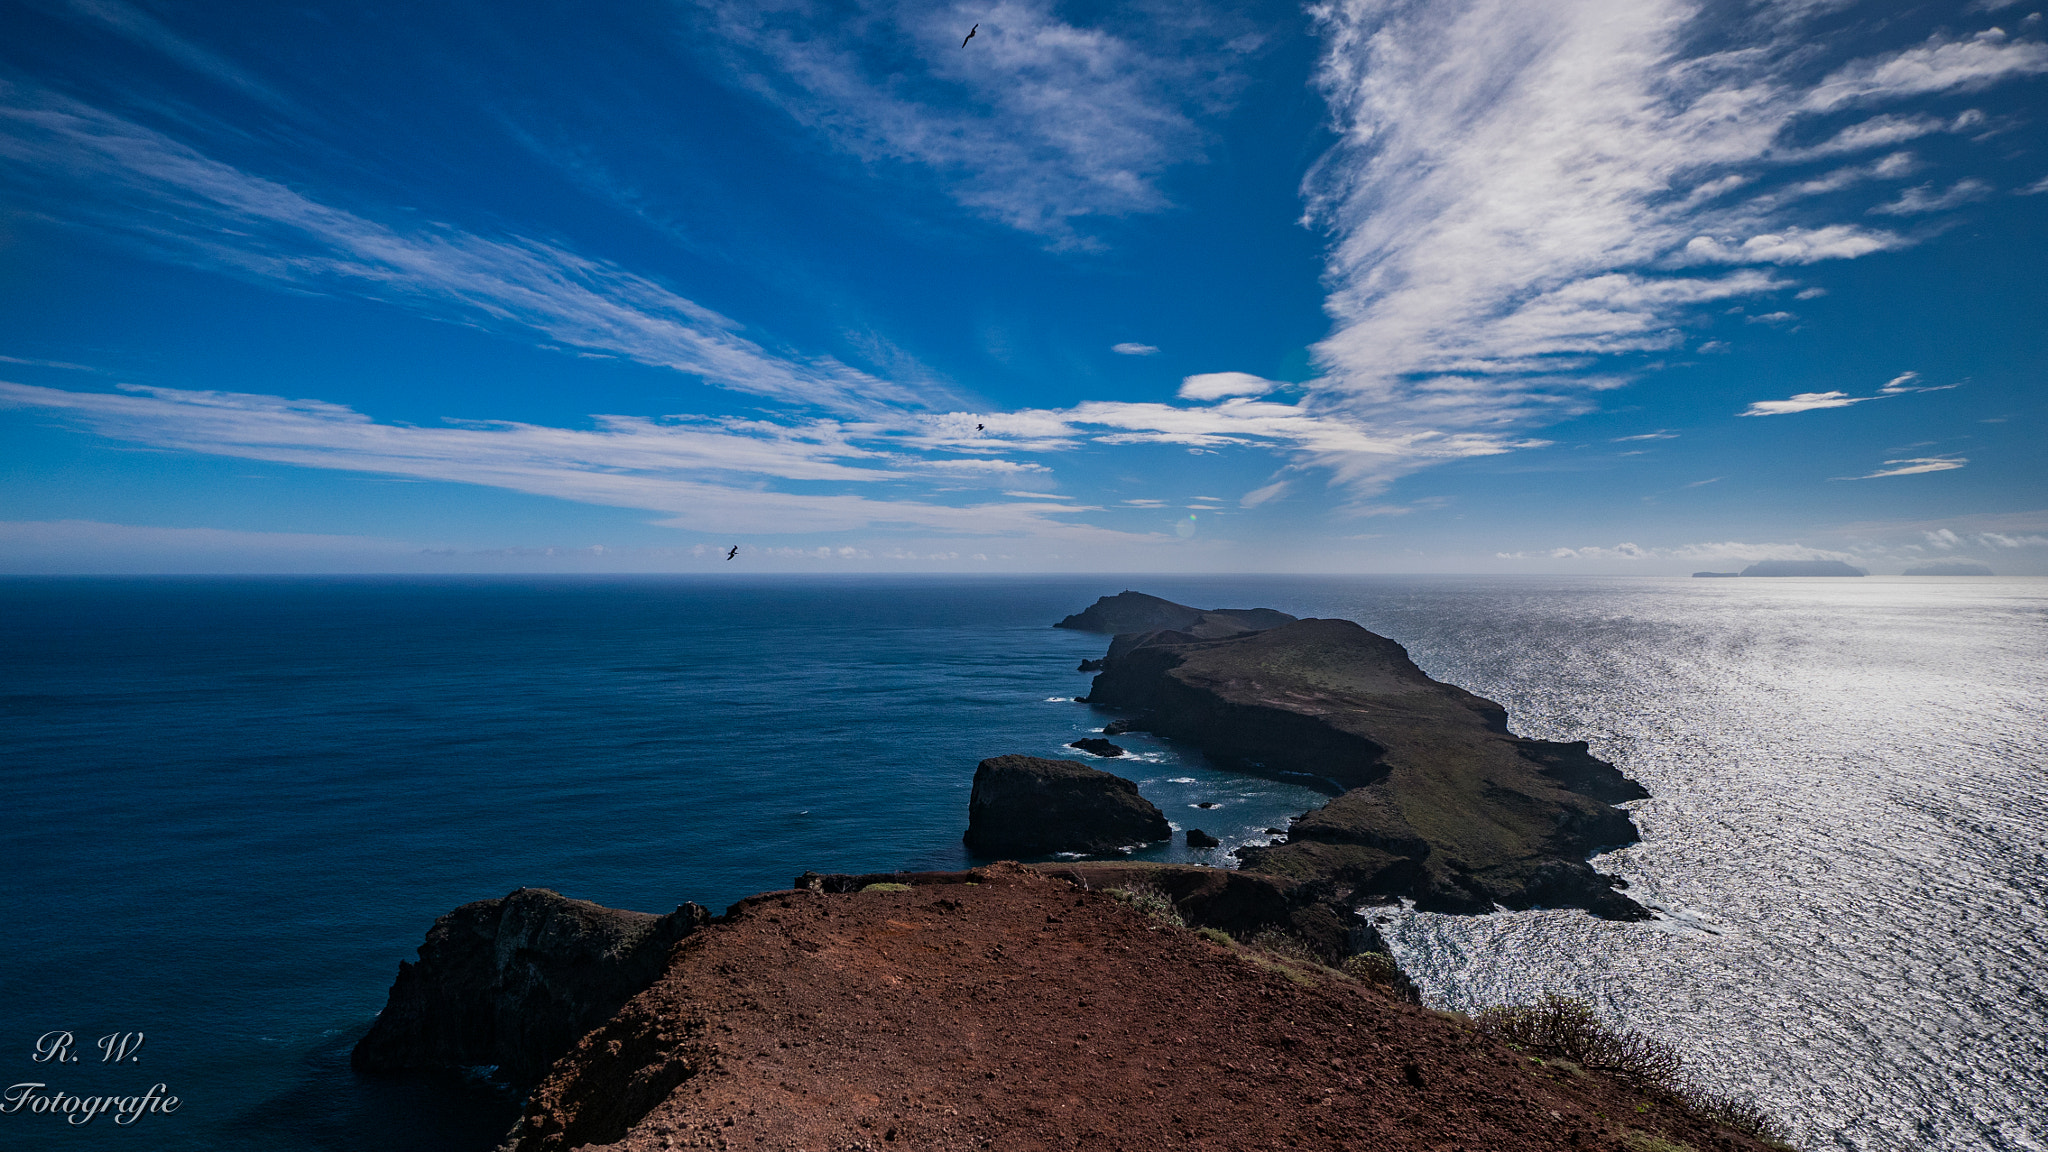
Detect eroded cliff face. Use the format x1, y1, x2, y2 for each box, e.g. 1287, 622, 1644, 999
1083, 617, 1651, 919
351, 887, 708, 1088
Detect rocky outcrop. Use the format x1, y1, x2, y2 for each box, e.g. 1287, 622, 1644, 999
500, 867, 1782, 1152
1054, 590, 1296, 636
1186, 828, 1220, 848
1067, 737, 1125, 757
963, 754, 1171, 856
1084, 617, 1650, 919
1739, 559, 1865, 576
351, 887, 708, 1088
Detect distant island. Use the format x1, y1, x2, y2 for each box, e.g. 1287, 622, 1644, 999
1692, 571, 1739, 578
1739, 559, 1866, 577
1903, 562, 1994, 576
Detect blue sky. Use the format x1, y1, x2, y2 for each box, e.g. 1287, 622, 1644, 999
1, 0, 2043, 574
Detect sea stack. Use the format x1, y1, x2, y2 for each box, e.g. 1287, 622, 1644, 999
963, 754, 1171, 856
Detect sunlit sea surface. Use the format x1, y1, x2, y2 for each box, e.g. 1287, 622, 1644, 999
2, 575, 2042, 1151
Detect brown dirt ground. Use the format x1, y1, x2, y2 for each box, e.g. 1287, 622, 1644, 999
510, 864, 1778, 1152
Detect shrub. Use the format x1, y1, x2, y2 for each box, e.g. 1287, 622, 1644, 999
1472, 994, 1681, 1086
1341, 951, 1403, 986
1105, 884, 1184, 928
1473, 994, 1789, 1145
859, 882, 912, 892
1247, 928, 1325, 965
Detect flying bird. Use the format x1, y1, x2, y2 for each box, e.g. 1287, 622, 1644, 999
726, 546, 739, 560
961, 23, 977, 47
976, 423, 985, 431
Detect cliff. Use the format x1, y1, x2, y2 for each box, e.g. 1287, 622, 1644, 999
351, 887, 708, 1088
1084, 617, 1650, 918
496, 866, 1779, 1152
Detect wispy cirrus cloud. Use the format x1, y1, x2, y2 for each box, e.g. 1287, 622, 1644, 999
3, 368, 1540, 531
0, 380, 1124, 537
0, 88, 935, 415
1301, 1, 2044, 445
1846, 455, 1967, 479
1870, 178, 1995, 215
1740, 370, 1957, 415
688, 0, 1257, 241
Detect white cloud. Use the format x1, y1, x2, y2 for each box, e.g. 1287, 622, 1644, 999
1979, 532, 2048, 547
2020, 175, 2048, 195
1804, 29, 2048, 112
1741, 371, 1956, 415
0, 89, 932, 415
688, 0, 1255, 240
1870, 178, 1995, 215
1681, 226, 1904, 265
1925, 528, 1962, 549
1299, 0, 2042, 457
1239, 480, 1289, 508
1177, 372, 1279, 401
1612, 430, 1677, 441
1740, 390, 1872, 416
1849, 456, 1967, 479
1795, 287, 1828, 299
1111, 342, 1160, 356
0, 381, 1151, 539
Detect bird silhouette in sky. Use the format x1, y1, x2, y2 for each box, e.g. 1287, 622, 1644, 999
976, 423, 985, 431
726, 546, 739, 560
961, 24, 977, 47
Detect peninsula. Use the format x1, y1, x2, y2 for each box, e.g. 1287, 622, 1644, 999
1075, 596, 1649, 918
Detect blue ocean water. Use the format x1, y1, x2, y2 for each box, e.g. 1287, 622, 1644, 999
1, 575, 2043, 1151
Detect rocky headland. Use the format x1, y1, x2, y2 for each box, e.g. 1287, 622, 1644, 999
1078, 605, 1650, 919
344, 592, 1776, 1151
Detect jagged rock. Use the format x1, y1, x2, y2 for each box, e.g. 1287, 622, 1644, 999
1077, 658, 1106, 671
351, 887, 707, 1088
1053, 591, 1296, 636
1067, 737, 1125, 757
1102, 718, 1135, 736
964, 754, 1171, 856
1186, 828, 1221, 848
1082, 615, 1650, 919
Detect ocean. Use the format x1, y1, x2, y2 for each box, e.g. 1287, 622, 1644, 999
1, 575, 2042, 1151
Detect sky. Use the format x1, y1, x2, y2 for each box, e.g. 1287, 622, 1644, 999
0, 0, 2043, 575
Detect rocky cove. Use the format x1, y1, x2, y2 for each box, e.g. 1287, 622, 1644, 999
353, 593, 1782, 1152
